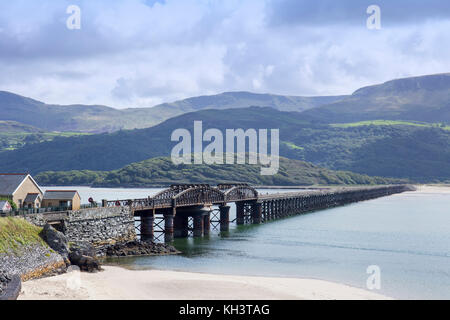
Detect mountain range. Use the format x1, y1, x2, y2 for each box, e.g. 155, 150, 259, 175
0, 90, 345, 133
1, 73, 450, 184
1, 73, 450, 135
303, 73, 450, 123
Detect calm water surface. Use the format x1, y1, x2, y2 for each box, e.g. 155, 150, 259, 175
44, 186, 450, 299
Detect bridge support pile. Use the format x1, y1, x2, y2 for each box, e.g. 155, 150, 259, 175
219, 205, 230, 232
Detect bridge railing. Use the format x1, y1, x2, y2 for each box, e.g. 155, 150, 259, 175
105, 184, 257, 209
105, 185, 411, 210
0, 206, 72, 217
174, 186, 225, 207
224, 185, 258, 202
106, 197, 173, 209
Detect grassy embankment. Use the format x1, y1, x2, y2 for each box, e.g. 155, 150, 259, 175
0, 217, 47, 254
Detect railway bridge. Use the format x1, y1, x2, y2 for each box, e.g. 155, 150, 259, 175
106, 184, 412, 243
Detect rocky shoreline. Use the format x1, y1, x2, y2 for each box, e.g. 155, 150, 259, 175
103, 240, 180, 257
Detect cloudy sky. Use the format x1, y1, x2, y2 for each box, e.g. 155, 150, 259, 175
0, 0, 450, 108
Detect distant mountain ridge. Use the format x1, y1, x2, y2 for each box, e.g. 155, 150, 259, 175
2, 73, 450, 133
302, 73, 450, 123
149, 91, 347, 113
0, 90, 345, 133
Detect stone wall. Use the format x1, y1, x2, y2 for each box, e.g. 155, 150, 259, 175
24, 206, 136, 247
65, 207, 135, 246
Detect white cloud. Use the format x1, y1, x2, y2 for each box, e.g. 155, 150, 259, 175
0, 0, 449, 108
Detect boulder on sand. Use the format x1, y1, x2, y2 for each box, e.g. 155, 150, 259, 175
40, 226, 102, 273
68, 242, 102, 273
0, 271, 21, 301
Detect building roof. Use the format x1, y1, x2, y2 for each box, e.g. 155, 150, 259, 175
43, 190, 80, 201
0, 173, 28, 195
0, 173, 43, 196
24, 193, 41, 203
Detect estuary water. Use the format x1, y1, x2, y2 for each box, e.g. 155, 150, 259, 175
43, 186, 450, 299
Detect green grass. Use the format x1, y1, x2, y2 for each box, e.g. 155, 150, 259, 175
0, 131, 90, 151
0, 217, 47, 254
282, 141, 304, 150
43, 132, 90, 138
331, 120, 450, 130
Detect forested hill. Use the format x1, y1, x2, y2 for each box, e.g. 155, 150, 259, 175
0, 107, 449, 182
35, 156, 405, 187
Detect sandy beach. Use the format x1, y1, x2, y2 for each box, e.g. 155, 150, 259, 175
415, 185, 450, 194
19, 266, 390, 300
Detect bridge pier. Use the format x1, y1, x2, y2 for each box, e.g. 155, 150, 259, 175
164, 214, 174, 242
219, 205, 230, 232
236, 202, 245, 225
252, 203, 262, 224
140, 212, 154, 242
174, 215, 189, 238
270, 201, 274, 220
203, 213, 211, 236
193, 213, 204, 237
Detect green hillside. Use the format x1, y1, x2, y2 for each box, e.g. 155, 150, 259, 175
0, 121, 89, 151
0, 121, 42, 133
35, 156, 404, 187
0, 107, 310, 173
1, 107, 449, 182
